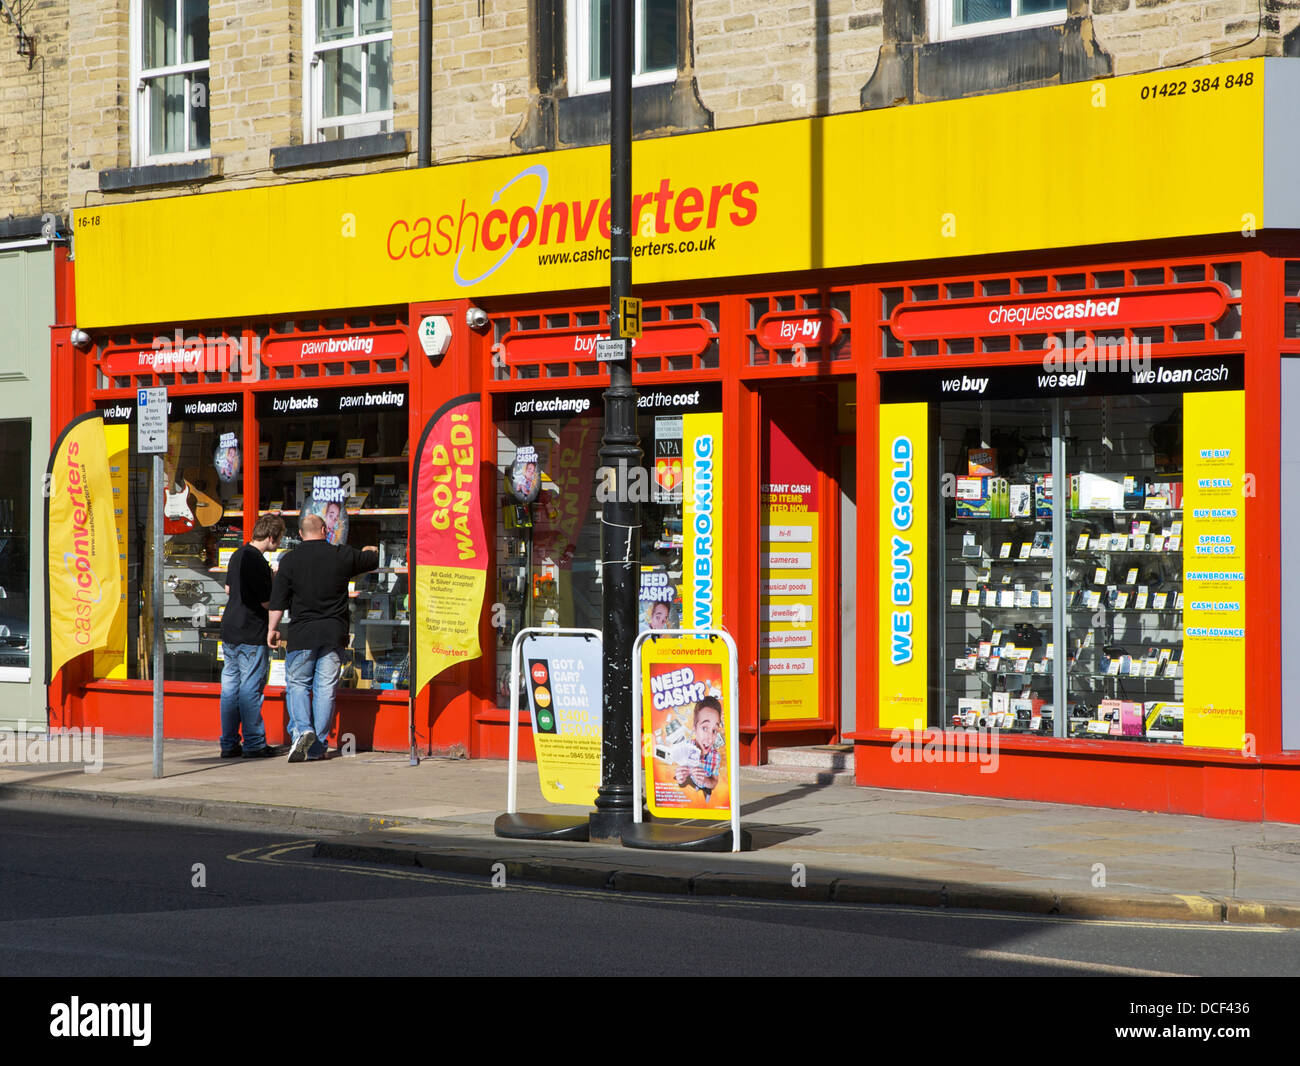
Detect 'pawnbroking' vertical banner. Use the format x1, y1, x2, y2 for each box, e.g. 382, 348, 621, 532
682, 412, 723, 629
46, 413, 122, 683
412, 394, 488, 695
877, 403, 928, 730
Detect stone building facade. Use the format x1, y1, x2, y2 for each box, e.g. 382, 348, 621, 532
1, 0, 1284, 212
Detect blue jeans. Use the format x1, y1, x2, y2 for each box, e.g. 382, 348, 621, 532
220, 643, 270, 753
285, 647, 342, 758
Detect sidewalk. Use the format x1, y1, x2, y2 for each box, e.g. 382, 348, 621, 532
2, 737, 1299, 926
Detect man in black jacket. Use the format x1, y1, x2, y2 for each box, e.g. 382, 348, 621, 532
218, 513, 286, 758
267, 512, 378, 762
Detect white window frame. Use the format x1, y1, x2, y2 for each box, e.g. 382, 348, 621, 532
129, 0, 211, 165
567, 0, 678, 97
930, 0, 1067, 42
303, 0, 395, 144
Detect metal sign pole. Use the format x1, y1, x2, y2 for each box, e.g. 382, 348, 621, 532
152, 452, 164, 779
137, 384, 168, 779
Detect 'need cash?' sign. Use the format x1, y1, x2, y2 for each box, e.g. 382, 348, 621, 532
412, 395, 488, 694
640, 636, 733, 821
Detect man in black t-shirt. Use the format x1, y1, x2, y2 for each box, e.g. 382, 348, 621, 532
267, 512, 379, 763
218, 513, 286, 758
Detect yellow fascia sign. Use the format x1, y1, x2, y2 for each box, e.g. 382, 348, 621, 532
75, 59, 1267, 327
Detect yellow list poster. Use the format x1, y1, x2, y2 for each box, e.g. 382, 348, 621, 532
760, 419, 820, 721
1182, 391, 1246, 749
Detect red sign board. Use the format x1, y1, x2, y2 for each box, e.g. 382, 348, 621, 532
890, 284, 1231, 340
755, 311, 842, 350
102, 340, 246, 376
261, 329, 408, 365
504, 321, 710, 363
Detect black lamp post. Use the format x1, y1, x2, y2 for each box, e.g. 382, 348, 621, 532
589, 0, 639, 842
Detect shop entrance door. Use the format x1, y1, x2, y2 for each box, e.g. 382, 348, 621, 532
757, 382, 853, 749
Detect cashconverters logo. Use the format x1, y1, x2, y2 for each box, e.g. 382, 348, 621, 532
385, 162, 759, 286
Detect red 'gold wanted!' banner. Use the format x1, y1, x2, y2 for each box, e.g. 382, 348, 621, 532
413, 394, 488, 695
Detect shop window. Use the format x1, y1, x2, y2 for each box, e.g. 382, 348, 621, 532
1173, 265, 1206, 284
1214, 307, 1243, 341
133, 0, 210, 163
1017, 275, 1049, 294
933, 0, 1066, 40
1285, 261, 1300, 298
1285, 305, 1300, 340
1092, 271, 1125, 290
305, 0, 393, 144
257, 399, 410, 691
492, 389, 720, 708
1132, 267, 1165, 287
1053, 274, 1086, 292
933, 385, 1218, 745
0, 422, 31, 682
129, 414, 243, 682
1214, 261, 1242, 297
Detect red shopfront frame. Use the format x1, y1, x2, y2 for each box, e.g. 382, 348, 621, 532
51, 312, 430, 752
463, 242, 1297, 822
49, 242, 1300, 821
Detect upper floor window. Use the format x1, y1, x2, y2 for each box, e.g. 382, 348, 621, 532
306, 0, 393, 142
133, 0, 210, 163
934, 0, 1067, 40
567, 0, 678, 96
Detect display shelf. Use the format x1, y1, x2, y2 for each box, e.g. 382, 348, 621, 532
269, 508, 408, 516
1071, 548, 1183, 557
261, 455, 408, 468
1069, 508, 1183, 516
948, 556, 1054, 566
950, 516, 1053, 524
